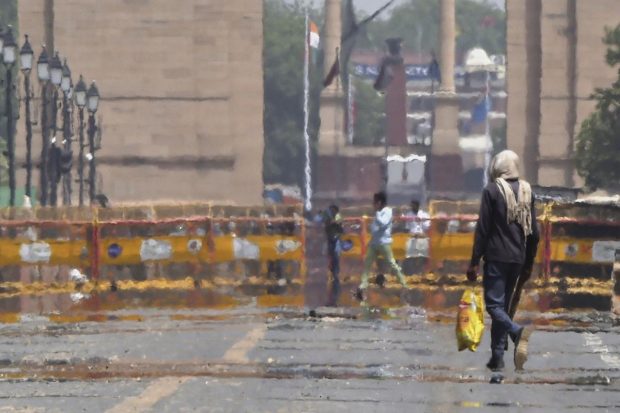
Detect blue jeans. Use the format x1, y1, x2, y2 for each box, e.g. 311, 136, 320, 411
327, 238, 340, 283
327, 239, 341, 306
483, 261, 523, 359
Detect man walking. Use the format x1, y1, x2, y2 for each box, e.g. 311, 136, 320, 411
321, 204, 343, 305
357, 191, 408, 301
467, 150, 539, 371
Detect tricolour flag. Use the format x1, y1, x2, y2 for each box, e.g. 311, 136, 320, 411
308, 20, 320, 49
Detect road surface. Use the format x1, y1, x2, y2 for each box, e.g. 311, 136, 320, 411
0, 288, 618, 412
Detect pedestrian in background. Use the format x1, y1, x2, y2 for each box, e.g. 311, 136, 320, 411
403, 199, 431, 274
405, 199, 430, 236
467, 150, 540, 371
357, 191, 408, 301
319, 204, 343, 305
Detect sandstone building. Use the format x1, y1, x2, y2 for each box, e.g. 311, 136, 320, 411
506, 0, 619, 188
17, 0, 264, 204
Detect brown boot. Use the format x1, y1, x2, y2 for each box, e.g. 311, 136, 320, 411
514, 327, 532, 370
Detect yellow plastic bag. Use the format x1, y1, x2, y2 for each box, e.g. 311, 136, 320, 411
456, 288, 485, 352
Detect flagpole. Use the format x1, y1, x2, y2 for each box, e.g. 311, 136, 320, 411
334, 48, 341, 203
303, 13, 312, 212
483, 69, 491, 187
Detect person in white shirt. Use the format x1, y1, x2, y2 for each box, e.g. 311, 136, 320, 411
402, 199, 431, 274
405, 199, 430, 235
357, 192, 408, 301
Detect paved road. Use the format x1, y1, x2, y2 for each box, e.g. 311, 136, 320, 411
0, 291, 618, 412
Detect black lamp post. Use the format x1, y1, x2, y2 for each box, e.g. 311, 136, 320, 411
20, 35, 34, 203
37, 46, 50, 206
74, 75, 86, 207
48, 51, 62, 207
60, 59, 73, 205
86, 81, 99, 205
2, 27, 17, 206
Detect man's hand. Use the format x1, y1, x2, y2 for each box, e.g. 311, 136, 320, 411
466, 265, 478, 282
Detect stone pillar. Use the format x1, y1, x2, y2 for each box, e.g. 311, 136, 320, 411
429, 0, 463, 196
438, 0, 455, 94
323, 0, 341, 90
44, 0, 54, 53
318, 0, 344, 156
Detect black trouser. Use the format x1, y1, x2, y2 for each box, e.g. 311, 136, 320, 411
327, 238, 340, 305
483, 261, 523, 359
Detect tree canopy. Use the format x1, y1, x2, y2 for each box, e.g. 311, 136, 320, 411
263, 0, 322, 188
0, 0, 17, 191
353, 78, 384, 146
575, 24, 620, 190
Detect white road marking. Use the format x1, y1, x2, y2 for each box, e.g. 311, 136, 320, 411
222, 324, 267, 363
583, 332, 620, 369
105, 376, 191, 413
105, 324, 266, 412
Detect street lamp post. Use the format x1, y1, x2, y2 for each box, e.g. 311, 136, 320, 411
60, 59, 73, 205
48, 51, 62, 207
86, 81, 99, 205
37, 46, 50, 206
20, 35, 34, 203
74, 75, 86, 207
2, 27, 17, 206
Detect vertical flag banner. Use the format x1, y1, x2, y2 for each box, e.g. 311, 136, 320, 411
324, 0, 396, 88
323, 51, 340, 88
428, 56, 441, 92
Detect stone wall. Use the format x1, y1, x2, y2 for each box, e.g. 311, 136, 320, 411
17, 0, 264, 204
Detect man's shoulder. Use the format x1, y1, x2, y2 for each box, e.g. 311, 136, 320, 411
483, 182, 499, 194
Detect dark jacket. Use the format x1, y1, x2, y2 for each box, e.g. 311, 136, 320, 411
323, 211, 343, 241
471, 179, 539, 269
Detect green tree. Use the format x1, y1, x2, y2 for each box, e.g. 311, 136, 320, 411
263, 0, 321, 188
575, 25, 620, 190
357, 0, 505, 56
353, 79, 384, 146
0, 0, 17, 28
0, 1, 18, 192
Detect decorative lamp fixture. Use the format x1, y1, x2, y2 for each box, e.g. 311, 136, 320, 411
2, 26, 17, 64
50, 52, 63, 86
61, 59, 71, 93
74, 75, 87, 108
86, 81, 100, 113
19, 35, 34, 73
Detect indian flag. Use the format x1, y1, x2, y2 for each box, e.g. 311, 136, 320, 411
308, 20, 320, 49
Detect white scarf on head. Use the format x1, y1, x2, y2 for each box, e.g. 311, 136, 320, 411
488, 150, 533, 237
